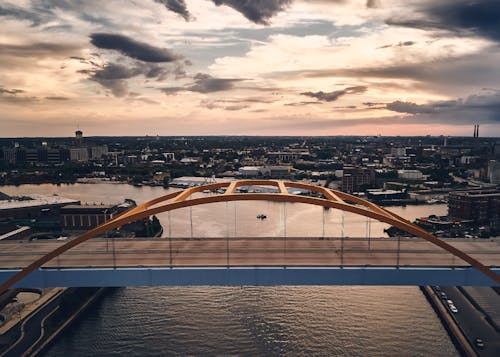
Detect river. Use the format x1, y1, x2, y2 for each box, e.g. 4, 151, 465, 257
1, 183, 457, 356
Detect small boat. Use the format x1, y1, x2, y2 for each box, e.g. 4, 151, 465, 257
256, 214, 267, 220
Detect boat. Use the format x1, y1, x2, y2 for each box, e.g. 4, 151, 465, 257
256, 214, 267, 220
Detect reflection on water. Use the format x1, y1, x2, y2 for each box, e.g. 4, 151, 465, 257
1, 184, 456, 356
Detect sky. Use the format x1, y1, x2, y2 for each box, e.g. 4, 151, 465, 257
1, 0, 500, 137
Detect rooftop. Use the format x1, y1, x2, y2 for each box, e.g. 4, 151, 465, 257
0, 194, 79, 210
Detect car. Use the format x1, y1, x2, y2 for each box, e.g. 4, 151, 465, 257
434, 286, 441, 292
474, 338, 484, 349
449, 305, 458, 313
446, 299, 454, 305
439, 292, 447, 299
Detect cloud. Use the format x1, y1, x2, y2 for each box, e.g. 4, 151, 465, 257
45, 96, 69, 100
285, 101, 323, 106
79, 62, 176, 97
201, 100, 249, 111
90, 33, 181, 62
378, 41, 416, 49
200, 96, 275, 110
210, 0, 292, 25
154, 0, 193, 21
386, 100, 435, 114
0, 42, 81, 58
0, 5, 46, 26
0, 87, 25, 95
301, 85, 367, 102
0, 87, 38, 104
385, 90, 500, 123
161, 73, 244, 94
386, 0, 500, 42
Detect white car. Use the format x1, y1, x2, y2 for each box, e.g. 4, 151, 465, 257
449, 305, 458, 313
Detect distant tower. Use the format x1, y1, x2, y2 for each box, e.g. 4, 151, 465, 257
443, 136, 448, 147
75, 128, 83, 146
473, 124, 480, 138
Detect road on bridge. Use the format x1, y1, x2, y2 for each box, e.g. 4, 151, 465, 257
0, 237, 498, 269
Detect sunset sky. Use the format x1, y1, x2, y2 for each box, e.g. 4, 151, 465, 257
1, 0, 500, 137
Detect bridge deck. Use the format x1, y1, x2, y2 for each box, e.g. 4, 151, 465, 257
0, 237, 498, 269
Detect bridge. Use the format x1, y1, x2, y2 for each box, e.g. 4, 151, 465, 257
0, 180, 499, 289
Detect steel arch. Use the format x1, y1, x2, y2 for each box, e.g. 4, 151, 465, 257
0, 180, 498, 293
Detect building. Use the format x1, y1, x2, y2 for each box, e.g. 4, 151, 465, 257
397, 169, 424, 181
267, 150, 310, 163
162, 152, 175, 161
60, 204, 115, 230
390, 147, 407, 157
488, 160, 500, 184
60, 200, 135, 230
90, 145, 108, 160
366, 189, 408, 202
0, 194, 79, 222
342, 166, 375, 193
448, 190, 500, 225
261, 166, 291, 178
75, 129, 83, 145
238, 166, 291, 178
70, 147, 89, 162
238, 166, 261, 177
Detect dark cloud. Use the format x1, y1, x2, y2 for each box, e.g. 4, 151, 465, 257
285, 101, 324, 106
385, 91, 500, 123
80, 62, 176, 97
154, 0, 193, 21
301, 86, 367, 102
190, 73, 243, 92
211, 0, 292, 25
161, 73, 244, 94
0, 87, 25, 95
378, 41, 416, 49
90, 33, 181, 63
363, 101, 385, 107
386, 0, 500, 42
386, 100, 435, 114
366, 0, 379, 8
0, 87, 38, 104
0, 5, 45, 26
0, 1, 115, 28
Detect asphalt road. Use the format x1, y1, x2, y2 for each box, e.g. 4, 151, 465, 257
0, 237, 498, 268
439, 286, 500, 357
1, 291, 61, 357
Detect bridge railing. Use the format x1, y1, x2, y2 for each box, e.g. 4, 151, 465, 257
0, 236, 498, 270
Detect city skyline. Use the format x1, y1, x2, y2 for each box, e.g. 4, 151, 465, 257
1, 0, 500, 137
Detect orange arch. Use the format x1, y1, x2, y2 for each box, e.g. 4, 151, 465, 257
0, 180, 498, 293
